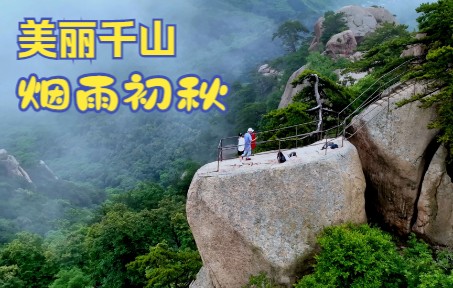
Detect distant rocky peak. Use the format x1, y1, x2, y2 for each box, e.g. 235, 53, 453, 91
0, 149, 33, 183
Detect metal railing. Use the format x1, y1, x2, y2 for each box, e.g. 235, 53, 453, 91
215, 58, 416, 171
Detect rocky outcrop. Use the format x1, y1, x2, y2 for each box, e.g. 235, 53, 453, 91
278, 65, 308, 108
337, 6, 378, 42
38, 160, 59, 180
187, 140, 366, 287
0, 149, 32, 183
400, 44, 426, 58
309, 17, 324, 52
413, 145, 453, 246
337, 70, 368, 86
348, 81, 439, 234
258, 64, 282, 77
190, 266, 214, 288
365, 7, 397, 25
400, 34, 427, 58
310, 5, 397, 56
325, 30, 357, 58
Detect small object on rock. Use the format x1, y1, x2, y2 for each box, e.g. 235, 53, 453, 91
321, 142, 339, 150
277, 151, 286, 163
287, 152, 297, 158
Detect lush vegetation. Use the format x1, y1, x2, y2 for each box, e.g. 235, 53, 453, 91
320, 11, 348, 45
244, 224, 453, 288
297, 224, 453, 288
349, 0, 453, 156
272, 20, 309, 52
0, 181, 201, 288
401, 0, 453, 156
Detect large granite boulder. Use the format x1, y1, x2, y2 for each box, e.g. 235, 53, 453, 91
187, 139, 366, 287
325, 30, 357, 58
278, 65, 308, 108
309, 5, 396, 55
348, 81, 439, 234
413, 145, 453, 246
365, 7, 397, 25
337, 5, 378, 41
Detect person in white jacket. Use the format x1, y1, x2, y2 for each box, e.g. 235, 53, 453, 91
237, 133, 245, 156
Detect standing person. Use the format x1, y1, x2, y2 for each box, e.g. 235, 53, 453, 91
237, 133, 245, 156
240, 128, 253, 160
251, 129, 257, 155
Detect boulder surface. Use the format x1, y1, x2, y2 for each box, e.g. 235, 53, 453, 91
413, 145, 453, 245
187, 139, 366, 287
349, 81, 438, 234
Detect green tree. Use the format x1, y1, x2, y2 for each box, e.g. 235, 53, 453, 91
399, 0, 453, 156
292, 69, 351, 112
242, 272, 280, 288
295, 224, 405, 288
402, 235, 453, 288
258, 102, 312, 150
85, 194, 195, 287
295, 224, 453, 288
0, 232, 57, 288
85, 204, 166, 287
351, 23, 412, 76
358, 22, 410, 52
272, 20, 309, 52
45, 225, 90, 270
126, 242, 201, 288
320, 11, 348, 44
0, 265, 25, 288
306, 52, 350, 81
49, 268, 91, 288
109, 181, 167, 211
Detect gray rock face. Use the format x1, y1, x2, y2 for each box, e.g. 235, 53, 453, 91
309, 17, 324, 52
365, 7, 397, 25
349, 81, 439, 234
413, 146, 453, 245
400, 33, 427, 58
309, 5, 397, 59
337, 6, 378, 41
278, 65, 308, 109
258, 64, 282, 77
337, 70, 368, 86
187, 140, 366, 287
189, 266, 215, 288
325, 30, 357, 57
400, 44, 426, 58
0, 149, 32, 183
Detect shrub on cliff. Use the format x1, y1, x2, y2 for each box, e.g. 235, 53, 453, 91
295, 224, 453, 288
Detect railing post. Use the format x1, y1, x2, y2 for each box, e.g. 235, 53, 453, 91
325, 137, 328, 155
296, 126, 298, 148
336, 113, 340, 137
341, 119, 346, 147
220, 139, 223, 161
217, 146, 221, 172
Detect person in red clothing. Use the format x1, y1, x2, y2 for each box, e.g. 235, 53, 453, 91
250, 129, 257, 155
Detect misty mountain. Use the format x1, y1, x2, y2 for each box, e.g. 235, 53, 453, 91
0, 0, 434, 239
